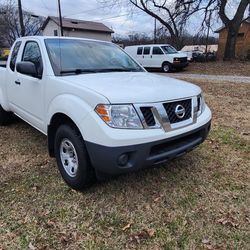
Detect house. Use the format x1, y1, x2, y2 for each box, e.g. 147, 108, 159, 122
41, 16, 114, 42
181, 45, 218, 53
215, 18, 250, 60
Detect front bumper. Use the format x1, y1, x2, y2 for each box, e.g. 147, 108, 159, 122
85, 120, 211, 176
172, 62, 189, 68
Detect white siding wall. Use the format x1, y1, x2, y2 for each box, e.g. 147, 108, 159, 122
42, 20, 112, 41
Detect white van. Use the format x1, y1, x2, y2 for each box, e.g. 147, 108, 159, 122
125, 44, 188, 73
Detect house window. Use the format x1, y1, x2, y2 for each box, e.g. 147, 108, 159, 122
54, 30, 58, 36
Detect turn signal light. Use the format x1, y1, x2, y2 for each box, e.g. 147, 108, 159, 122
95, 105, 111, 123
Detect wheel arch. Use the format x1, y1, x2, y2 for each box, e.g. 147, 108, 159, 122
162, 61, 171, 67
48, 113, 81, 157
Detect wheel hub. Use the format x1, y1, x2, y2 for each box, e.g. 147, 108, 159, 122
60, 139, 79, 177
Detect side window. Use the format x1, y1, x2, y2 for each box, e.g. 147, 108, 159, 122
153, 47, 164, 55
9, 41, 22, 72
137, 47, 143, 55
22, 41, 43, 77
143, 47, 150, 55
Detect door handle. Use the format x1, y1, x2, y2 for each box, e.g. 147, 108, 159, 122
15, 80, 21, 85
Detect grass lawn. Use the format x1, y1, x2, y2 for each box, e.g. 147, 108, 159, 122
181, 61, 250, 77
0, 81, 249, 249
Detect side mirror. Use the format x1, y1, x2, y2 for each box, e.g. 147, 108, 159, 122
16, 61, 40, 78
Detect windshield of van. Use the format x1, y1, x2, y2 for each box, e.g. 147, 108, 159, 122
161, 45, 178, 54
45, 39, 144, 76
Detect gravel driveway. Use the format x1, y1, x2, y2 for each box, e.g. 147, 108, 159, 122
157, 73, 250, 84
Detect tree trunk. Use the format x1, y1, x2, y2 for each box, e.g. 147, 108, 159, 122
223, 25, 238, 61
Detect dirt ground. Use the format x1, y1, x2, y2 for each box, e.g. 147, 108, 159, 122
180, 61, 250, 76
0, 81, 249, 249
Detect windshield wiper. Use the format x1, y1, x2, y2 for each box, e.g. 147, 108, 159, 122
60, 69, 98, 75
60, 67, 141, 75
97, 68, 140, 72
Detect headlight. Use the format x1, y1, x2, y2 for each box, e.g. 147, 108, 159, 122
197, 93, 205, 116
95, 104, 143, 129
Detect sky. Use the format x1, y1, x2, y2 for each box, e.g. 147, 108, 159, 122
2, 0, 249, 38
19, 0, 157, 36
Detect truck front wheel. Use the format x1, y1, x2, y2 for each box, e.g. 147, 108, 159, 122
54, 124, 95, 190
162, 62, 172, 73
0, 105, 12, 126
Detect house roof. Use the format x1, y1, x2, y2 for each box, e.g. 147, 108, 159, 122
41, 16, 114, 34
215, 17, 250, 33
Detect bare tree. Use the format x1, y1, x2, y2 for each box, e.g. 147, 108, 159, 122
218, 0, 250, 60
174, 0, 250, 60
101, 0, 205, 49
0, 0, 44, 46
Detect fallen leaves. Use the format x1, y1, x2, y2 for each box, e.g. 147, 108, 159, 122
122, 223, 132, 231
217, 217, 239, 228
28, 242, 36, 250
202, 238, 210, 244
128, 228, 156, 245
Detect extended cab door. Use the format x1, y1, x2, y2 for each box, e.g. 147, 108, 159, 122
7, 40, 45, 131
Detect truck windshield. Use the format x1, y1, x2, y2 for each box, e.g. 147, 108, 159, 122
161, 45, 178, 54
45, 39, 143, 76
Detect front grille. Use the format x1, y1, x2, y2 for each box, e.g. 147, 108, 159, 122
163, 99, 192, 124
140, 107, 155, 126
175, 57, 188, 63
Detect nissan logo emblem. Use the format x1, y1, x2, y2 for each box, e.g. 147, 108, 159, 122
175, 104, 186, 119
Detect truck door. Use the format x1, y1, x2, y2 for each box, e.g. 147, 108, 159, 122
142, 46, 151, 67
7, 40, 45, 131
151, 46, 166, 68
135, 46, 143, 65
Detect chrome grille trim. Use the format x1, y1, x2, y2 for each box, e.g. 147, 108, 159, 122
134, 96, 198, 132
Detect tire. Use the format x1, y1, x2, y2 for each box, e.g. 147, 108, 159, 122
0, 105, 12, 126
54, 124, 95, 190
162, 62, 172, 73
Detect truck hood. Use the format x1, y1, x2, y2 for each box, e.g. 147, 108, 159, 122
63, 72, 201, 104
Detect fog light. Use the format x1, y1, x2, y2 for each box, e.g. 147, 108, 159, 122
117, 154, 129, 166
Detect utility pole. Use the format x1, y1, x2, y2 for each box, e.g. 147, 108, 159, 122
205, 10, 212, 61
58, 0, 64, 36
18, 0, 25, 36
154, 18, 156, 44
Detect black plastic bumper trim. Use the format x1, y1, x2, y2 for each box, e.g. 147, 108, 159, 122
85, 120, 211, 176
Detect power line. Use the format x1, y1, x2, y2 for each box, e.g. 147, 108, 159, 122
93, 10, 145, 22
64, 1, 128, 18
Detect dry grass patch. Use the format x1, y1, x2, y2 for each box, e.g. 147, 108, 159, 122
0, 81, 249, 249
181, 61, 250, 76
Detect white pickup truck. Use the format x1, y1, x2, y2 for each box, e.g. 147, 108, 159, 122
0, 36, 212, 190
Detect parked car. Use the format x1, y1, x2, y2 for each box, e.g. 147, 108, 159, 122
192, 51, 206, 62
0, 36, 212, 190
180, 51, 193, 62
125, 44, 188, 73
